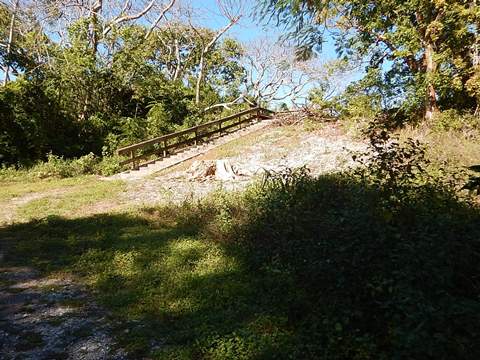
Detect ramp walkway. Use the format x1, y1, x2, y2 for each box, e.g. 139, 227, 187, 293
109, 107, 274, 180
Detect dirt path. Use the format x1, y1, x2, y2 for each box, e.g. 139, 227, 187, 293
0, 190, 68, 225
0, 267, 126, 360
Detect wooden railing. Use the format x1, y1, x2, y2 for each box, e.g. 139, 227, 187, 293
117, 107, 274, 170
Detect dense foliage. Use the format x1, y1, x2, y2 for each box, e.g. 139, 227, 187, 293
260, 0, 480, 122
0, 2, 245, 166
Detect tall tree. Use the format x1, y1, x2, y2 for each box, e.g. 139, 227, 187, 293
1, 0, 20, 86
259, 0, 479, 120
240, 37, 322, 106
189, 0, 244, 104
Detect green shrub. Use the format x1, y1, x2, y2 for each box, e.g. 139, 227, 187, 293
3, 153, 126, 179
94, 155, 127, 176
71, 153, 98, 174
231, 165, 480, 358
433, 109, 479, 132
31, 154, 78, 178
146, 103, 173, 136
0, 164, 29, 181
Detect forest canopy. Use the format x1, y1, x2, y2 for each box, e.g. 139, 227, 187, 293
1, 0, 319, 166
2, 0, 480, 167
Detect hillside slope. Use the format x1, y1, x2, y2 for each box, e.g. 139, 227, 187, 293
123, 120, 364, 205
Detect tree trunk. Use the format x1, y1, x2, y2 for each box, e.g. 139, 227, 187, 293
90, 0, 103, 57
173, 40, 181, 81
3, 0, 19, 87
424, 42, 439, 121
195, 53, 205, 104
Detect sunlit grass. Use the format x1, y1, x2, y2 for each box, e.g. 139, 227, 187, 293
398, 126, 480, 167
15, 180, 125, 221
0, 177, 126, 223
0, 176, 95, 203
2, 203, 286, 358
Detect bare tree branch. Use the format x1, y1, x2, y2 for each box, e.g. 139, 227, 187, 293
191, 0, 244, 104
103, 0, 155, 36
144, 0, 176, 39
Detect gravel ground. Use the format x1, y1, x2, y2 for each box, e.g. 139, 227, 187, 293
0, 267, 127, 360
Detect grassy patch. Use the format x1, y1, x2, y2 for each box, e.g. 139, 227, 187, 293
2, 165, 480, 358
2, 207, 280, 358
399, 126, 480, 167
0, 176, 94, 203
15, 180, 125, 221
0, 176, 126, 224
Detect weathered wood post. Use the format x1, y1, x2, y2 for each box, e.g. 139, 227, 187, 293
130, 150, 136, 170
163, 140, 167, 157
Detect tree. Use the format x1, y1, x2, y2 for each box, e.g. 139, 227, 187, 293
34, 0, 176, 58
240, 37, 323, 107
466, 0, 480, 116
0, 0, 250, 165
259, 0, 480, 120
188, 0, 244, 104
1, 0, 19, 86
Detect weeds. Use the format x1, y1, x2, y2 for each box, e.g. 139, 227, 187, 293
0, 153, 127, 181
2, 119, 480, 359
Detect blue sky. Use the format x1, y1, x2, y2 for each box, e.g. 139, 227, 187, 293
195, 0, 339, 61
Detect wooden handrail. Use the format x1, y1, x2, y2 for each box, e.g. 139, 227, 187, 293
117, 107, 274, 170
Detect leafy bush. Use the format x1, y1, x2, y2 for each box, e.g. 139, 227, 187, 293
94, 155, 127, 176
146, 103, 174, 136
230, 164, 480, 358
433, 109, 479, 132
353, 123, 431, 199
31, 153, 97, 178
0, 164, 29, 181
1, 153, 126, 179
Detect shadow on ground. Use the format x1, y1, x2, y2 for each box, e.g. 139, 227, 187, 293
1, 172, 480, 359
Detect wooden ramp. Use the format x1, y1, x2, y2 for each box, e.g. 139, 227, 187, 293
107, 107, 274, 181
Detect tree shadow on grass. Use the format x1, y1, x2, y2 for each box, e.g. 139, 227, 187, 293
0, 208, 292, 358
1, 173, 480, 359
